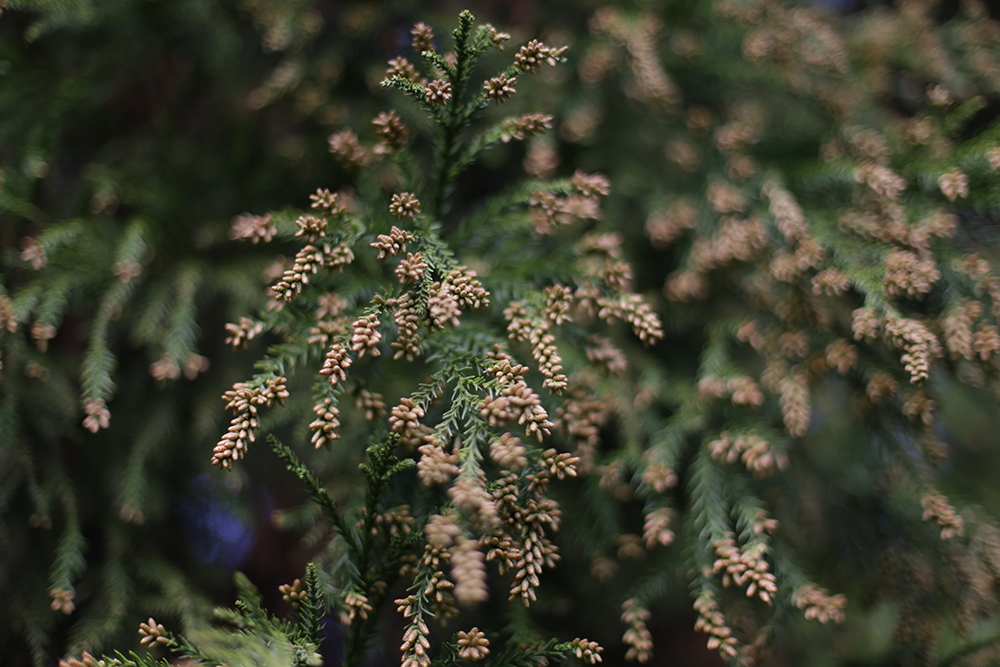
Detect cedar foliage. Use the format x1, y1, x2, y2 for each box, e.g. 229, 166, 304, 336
5, 1, 1000, 667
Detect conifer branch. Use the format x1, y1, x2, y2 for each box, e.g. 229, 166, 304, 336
298, 563, 325, 647
268, 434, 356, 552
49, 492, 86, 598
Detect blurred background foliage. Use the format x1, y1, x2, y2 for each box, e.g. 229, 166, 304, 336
4, 0, 1000, 666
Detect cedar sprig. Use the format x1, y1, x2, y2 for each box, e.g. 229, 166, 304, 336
269, 435, 353, 548
297, 563, 326, 648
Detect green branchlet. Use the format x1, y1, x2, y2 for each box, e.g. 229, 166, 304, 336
269, 434, 352, 548
299, 563, 325, 648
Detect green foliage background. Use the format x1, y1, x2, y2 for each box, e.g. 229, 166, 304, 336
5, 1, 1000, 666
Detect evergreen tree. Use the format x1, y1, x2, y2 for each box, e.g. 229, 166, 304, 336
6, 2, 1000, 667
